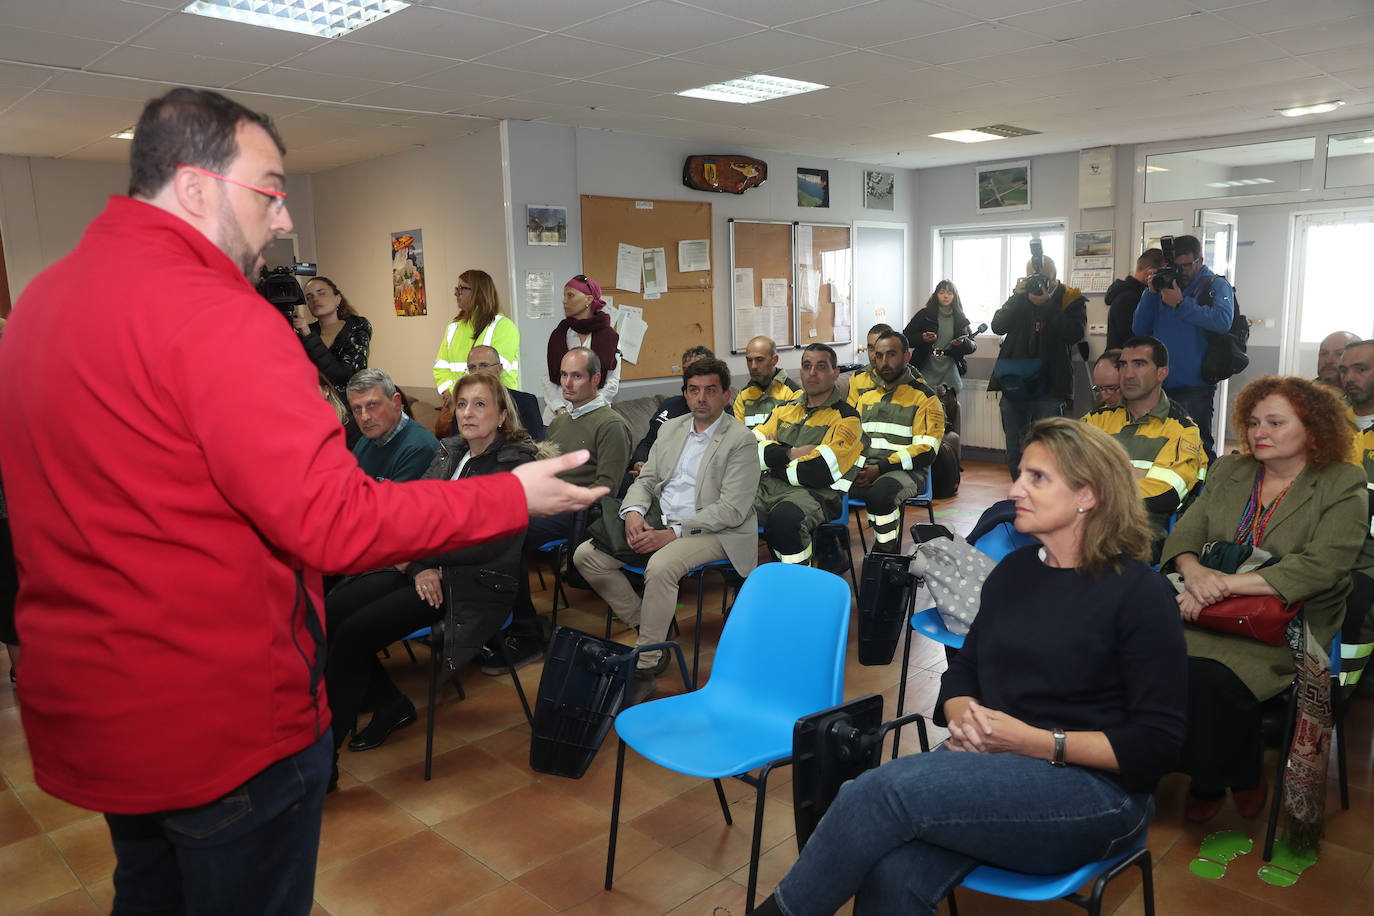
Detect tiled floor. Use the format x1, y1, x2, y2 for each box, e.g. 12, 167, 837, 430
1, 461, 1372, 914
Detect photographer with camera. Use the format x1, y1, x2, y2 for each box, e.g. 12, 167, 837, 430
1132, 234, 1234, 460
293, 275, 372, 401
990, 246, 1087, 479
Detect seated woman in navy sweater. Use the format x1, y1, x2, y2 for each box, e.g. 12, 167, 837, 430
753, 418, 1188, 916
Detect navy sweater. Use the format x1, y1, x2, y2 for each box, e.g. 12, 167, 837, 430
935, 546, 1187, 793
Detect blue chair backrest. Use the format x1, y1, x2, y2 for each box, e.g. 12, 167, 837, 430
972, 522, 1036, 563
708, 563, 850, 718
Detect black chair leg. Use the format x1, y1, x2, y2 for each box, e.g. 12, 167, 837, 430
856, 506, 869, 555
402, 640, 418, 664
891, 618, 916, 759
605, 739, 628, 890
712, 778, 733, 824
1334, 685, 1349, 809
693, 572, 707, 688
497, 634, 534, 726
1263, 688, 1300, 861
424, 640, 441, 782
743, 758, 787, 914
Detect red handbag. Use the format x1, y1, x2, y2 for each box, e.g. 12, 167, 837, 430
1194, 596, 1301, 646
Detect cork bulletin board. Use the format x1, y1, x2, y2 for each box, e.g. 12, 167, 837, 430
797, 222, 853, 347
728, 219, 795, 353
579, 194, 714, 381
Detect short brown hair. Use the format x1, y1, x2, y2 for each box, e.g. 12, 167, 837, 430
683, 357, 730, 392
1136, 249, 1164, 271
129, 88, 284, 199
1232, 376, 1350, 469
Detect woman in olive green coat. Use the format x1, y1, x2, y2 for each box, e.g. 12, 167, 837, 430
1160, 376, 1365, 823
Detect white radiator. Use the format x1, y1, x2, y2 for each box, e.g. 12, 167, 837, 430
958, 379, 1004, 451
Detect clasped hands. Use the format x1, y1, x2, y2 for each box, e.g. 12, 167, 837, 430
945, 700, 1040, 756
624, 511, 676, 554
1174, 559, 1233, 622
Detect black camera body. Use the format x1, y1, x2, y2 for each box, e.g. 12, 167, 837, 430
256, 262, 318, 322
1021, 237, 1048, 296
1150, 236, 1179, 293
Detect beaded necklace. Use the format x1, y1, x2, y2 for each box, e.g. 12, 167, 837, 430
1234, 465, 1295, 547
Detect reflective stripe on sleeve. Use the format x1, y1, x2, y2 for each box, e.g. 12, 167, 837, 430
1145, 465, 1189, 500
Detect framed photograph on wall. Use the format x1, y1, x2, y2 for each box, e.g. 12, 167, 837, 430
863, 170, 894, 210
975, 160, 1030, 213
797, 168, 829, 208
526, 205, 567, 246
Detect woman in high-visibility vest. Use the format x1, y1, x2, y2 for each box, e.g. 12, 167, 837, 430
432, 269, 521, 404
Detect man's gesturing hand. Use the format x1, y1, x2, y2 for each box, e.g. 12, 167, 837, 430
511, 450, 609, 517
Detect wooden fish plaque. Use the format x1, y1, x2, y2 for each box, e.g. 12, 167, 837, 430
683, 155, 768, 194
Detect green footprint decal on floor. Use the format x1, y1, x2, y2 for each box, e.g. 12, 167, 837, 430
1189, 829, 1253, 879
1257, 836, 1319, 887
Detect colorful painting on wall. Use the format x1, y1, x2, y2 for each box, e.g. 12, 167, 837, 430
391, 228, 426, 316
797, 168, 829, 207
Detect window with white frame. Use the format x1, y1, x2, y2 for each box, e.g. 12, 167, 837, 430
937, 224, 1065, 328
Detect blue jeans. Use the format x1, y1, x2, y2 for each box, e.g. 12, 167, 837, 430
998, 396, 1066, 478
1166, 385, 1216, 461
104, 731, 332, 916
773, 749, 1153, 916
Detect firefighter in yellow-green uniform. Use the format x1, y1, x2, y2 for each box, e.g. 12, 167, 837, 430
1081, 336, 1207, 563
851, 330, 946, 553
733, 336, 797, 431
753, 344, 864, 565
1339, 339, 1374, 695
846, 322, 893, 410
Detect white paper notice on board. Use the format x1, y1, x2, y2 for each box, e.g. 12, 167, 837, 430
524, 269, 555, 319
618, 314, 647, 364
616, 243, 643, 292
761, 278, 787, 312
797, 267, 821, 314
733, 267, 755, 309
766, 305, 789, 342
643, 247, 668, 296
797, 225, 813, 266
678, 239, 710, 272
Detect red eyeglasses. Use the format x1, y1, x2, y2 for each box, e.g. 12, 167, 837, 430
174, 162, 287, 212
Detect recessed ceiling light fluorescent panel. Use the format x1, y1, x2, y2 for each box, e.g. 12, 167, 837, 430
930, 124, 1040, 143
676, 75, 827, 104
182, 0, 410, 38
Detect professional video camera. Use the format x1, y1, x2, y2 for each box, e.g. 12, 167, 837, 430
1021, 237, 1048, 296
1150, 235, 1179, 293
256, 261, 317, 323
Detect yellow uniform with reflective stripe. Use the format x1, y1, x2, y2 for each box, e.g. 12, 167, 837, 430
1345, 406, 1374, 555
1082, 392, 1207, 525
753, 389, 864, 493
432, 313, 520, 394
853, 367, 945, 473
847, 367, 879, 410
733, 369, 797, 430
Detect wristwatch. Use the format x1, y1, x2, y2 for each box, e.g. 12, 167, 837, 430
1051, 728, 1067, 767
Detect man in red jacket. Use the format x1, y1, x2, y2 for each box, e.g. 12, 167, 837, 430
0, 88, 603, 915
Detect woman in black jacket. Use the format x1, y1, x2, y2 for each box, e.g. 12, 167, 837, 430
293, 276, 372, 400
324, 371, 540, 760
904, 281, 977, 393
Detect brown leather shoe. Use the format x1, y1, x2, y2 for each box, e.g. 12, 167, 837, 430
1185, 791, 1224, 823
1233, 776, 1268, 818
626, 668, 657, 707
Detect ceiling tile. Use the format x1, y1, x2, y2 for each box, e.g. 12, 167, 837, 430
945, 42, 1109, 80
756, 87, 894, 118
219, 92, 320, 119
1262, 14, 1374, 56
676, 29, 848, 70
517, 80, 660, 108
42, 72, 175, 101
1, 91, 142, 132
0, 26, 117, 69
780, 0, 979, 48
594, 57, 749, 93
1111, 34, 1288, 81
1001, 0, 1203, 41
346, 6, 541, 59
407, 62, 566, 97
0, 63, 56, 89
470, 35, 652, 79
764, 50, 924, 88
1333, 65, 1374, 90
59, 136, 138, 163
285, 105, 417, 126
948, 0, 1073, 17
1213, 0, 1373, 34
464, 98, 570, 120
282, 42, 454, 83
0, 0, 170, 43
875, 21, 1045, 65
348, 85, 496, 114
423, 0, 637, 31
1066, 12, 1239, 61
893, 67, 993, 100
679, 0, 874, 29
95, 45, 266, 87
127, 12, 326, 65
566, 0, 761, 56
229, 68, 394, 104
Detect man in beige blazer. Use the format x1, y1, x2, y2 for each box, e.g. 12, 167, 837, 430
574, 358, 760, 705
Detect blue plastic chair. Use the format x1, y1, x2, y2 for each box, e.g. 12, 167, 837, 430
813, 492, 859, 591
615, 557, 740, 687
950, 834, 1154, 916
605, 564, 852, 912
853, 470, 936, 555
535, 538, 571, 628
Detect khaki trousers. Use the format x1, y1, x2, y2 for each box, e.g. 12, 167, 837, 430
573, 534, 729, 671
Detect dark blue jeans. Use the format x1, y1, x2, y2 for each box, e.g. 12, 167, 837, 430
104, 730, 332, 916
998, 395, 1066, 479
773, 748, 1153, 916
1166, 385, 1217, 461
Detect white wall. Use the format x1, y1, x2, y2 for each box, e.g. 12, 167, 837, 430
0, 154, 316, 305
309, 124, 506, 392
506, 120, 921, 400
